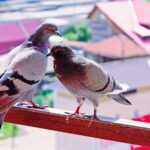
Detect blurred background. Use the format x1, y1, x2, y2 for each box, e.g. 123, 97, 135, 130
0, 0, 150, 150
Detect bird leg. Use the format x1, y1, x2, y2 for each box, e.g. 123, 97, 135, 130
17, 101, 48, 109
66, 98, 84, 123
88, 108, 98, 127
71, 105, 81, 114
87, 103, 99, 127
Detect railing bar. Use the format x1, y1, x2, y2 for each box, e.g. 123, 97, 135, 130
4, 106, 150, 146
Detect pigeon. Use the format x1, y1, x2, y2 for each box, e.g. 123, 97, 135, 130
0, 23, 61, 128
46, 45, 131, 125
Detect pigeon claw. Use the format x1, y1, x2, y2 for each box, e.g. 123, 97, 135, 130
17, 101, 48, 109
65, 106, 85, 123
27, 104, 48, 109
85, 114, 99, 128
65, 112, 85, 124
28, 101, 48, 109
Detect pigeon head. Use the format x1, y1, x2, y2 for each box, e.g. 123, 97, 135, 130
37, 23, 61, 37
46, 45, 75, 59
27, 23, 61, 47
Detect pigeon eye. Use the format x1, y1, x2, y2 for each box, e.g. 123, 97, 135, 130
47, 26, 53, 30
48, 26, 56, 31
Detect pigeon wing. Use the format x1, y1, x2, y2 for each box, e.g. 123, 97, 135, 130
81, 59, 110, 92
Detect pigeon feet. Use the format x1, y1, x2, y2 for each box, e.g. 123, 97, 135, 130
65, 112, 100, 127
18, 101, 48, 109
65, 106, 86, 123
65, 112, 85, 123
86, 114, 99, 128
28, 102, 48, 109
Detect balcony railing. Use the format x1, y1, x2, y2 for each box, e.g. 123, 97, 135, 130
4, 106, 150, 146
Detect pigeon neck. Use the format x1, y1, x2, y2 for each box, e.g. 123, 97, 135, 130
29, 31, 50, 45
24, 32, 50, 54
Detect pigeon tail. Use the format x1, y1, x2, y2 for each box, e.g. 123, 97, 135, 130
0, 95, 19, 130
117, 82, 129, 92
0, 112, 6, 129
107, 93, 132, 105
107, 82, 129, 95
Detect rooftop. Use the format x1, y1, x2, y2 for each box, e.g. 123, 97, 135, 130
133, 0, 150, 27
85, 34, 147, 58
68, 34, 147, 58
88, 0, 150, 54
0, 20, 40, 54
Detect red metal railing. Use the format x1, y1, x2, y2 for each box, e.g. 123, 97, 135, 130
4, 106, 150, 146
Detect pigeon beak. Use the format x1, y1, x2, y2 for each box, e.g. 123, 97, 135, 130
55, 30, 61, 36
46, 52, 52, 57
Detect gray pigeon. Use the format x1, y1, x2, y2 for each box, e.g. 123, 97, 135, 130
0, 23, 61, 128
46, 45, 131, 123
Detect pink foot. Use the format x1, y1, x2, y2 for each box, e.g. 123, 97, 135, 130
17, 101, 47, 109
86, 110, 100, 127
65, 106, 85, 123
27, 101, 48, 109
86, 115, 99, 128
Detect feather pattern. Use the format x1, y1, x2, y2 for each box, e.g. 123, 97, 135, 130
82, 58, 115, 93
